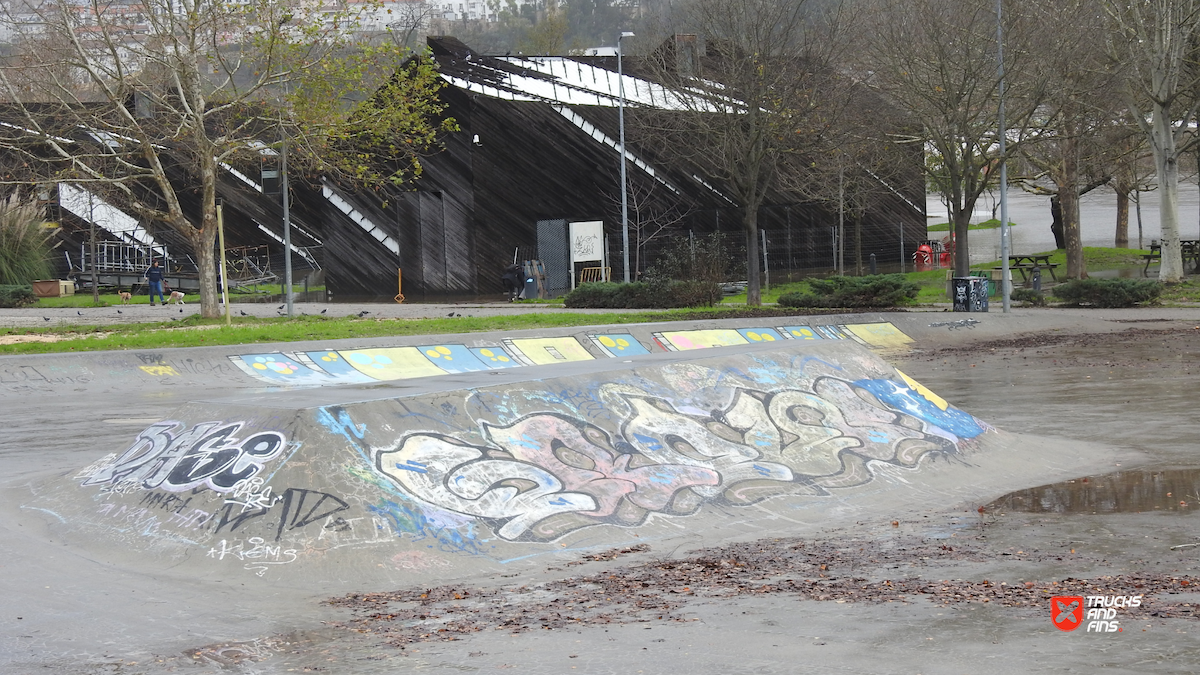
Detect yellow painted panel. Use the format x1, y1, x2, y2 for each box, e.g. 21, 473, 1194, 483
340, 347, 447, 380
660, 329, 749, 351
508, 337, 595, 365
844, 322, 914, 349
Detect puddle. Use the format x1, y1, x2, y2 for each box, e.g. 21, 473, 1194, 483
986, 469, 1200, 514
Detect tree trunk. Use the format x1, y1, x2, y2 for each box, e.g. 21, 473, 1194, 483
1059, 137, 1086, 279
189, 224, 221, 319
744, 207, 761, 306
1152, 104, 1185, 283
1060, 186, 1086, 279
953, 211, 970, 277
854, 214, 863, 275
1114, 188, 1130, 248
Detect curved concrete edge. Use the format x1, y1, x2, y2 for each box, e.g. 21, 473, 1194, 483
14, 338, 1141, 592
10, 308, 1198, 400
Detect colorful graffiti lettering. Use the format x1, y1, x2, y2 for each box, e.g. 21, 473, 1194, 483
80, 421, 289, 493
371, 369, 982, 542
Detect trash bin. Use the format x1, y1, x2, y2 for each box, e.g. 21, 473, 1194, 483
952, 277, 989, 312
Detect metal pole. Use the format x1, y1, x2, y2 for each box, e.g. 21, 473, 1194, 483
88, 191, 98, 304
900, 222, 905, 273
217, 199, 231, 326
997, 0, 1011, 312
282, 139, 294, 317
837, 164, 845, 276
618, 31, 634, 283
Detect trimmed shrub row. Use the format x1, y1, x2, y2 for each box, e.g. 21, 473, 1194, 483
1050, 278, 1162, 308
777, 274, 919, 309
563, 280, 722, 309
0, 284, 35, 308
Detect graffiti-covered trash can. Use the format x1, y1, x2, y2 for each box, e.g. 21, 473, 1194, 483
952, 277, 989, 312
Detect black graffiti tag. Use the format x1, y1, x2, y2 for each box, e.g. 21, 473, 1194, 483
81, 420, 288, 493
210, 487, 350, 541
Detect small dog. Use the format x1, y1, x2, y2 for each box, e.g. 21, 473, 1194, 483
118, 291, 131, 304
168, 291, 186, 305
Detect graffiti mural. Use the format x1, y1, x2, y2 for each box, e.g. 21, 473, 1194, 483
226, 324, 916, 388
80, 421, 290, 493
372, 367, 985, 542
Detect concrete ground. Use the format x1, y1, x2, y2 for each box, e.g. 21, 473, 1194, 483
1, 303, 1199, 674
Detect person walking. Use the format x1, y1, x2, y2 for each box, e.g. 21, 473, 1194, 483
145, 260, 165, 306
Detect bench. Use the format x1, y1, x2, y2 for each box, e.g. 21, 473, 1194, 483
990, 263, 1059, 285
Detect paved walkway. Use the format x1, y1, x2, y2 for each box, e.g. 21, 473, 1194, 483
0, 300, 657, 328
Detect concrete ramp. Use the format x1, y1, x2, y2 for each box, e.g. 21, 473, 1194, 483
23, 339, 1039, 585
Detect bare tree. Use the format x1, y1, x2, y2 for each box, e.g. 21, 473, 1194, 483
603, 169, 691, 277
0, 0, 453, 317
862, 0, 1043, 277
639, 0, 850, 305
1105, 0, 1200, 282
1010, 0, 1121, 279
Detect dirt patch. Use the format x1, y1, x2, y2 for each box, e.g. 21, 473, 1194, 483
325, 532, 1198, 649
919, 325, 1200, 368
0, 334, 63, 344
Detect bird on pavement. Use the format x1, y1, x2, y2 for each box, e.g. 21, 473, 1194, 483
357, 310, 369, 317
43, 316, 50, 321
320, 308, 327, 314
77, 310, 83, 316
116, 309, 122, 314
447, 312, 455, 317
239, 310, 248, 316
179, 308, 183, 313
277, 304, 285, 310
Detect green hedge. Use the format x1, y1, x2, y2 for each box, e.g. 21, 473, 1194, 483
1009, 288, 1046, 307
1051, 278, 1162, 308
777, 274, 919, 308
563, 280, 722, 309
0, 284, 35, 308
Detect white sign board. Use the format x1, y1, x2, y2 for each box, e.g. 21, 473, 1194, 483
570, 221, 604, 264
569, 220, 606, 289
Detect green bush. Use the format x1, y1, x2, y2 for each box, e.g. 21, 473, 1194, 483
777, 274, 919, 308
1009, 288, 1046, 307
0, 284, 35, 308
1051, 278, 1162, 308
0, 194, 53, 285
563, 280, 721, 309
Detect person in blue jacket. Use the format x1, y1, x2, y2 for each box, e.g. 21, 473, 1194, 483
145, 260, 165, 306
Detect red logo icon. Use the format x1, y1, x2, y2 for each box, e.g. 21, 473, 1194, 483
1051, 596, 1084, 631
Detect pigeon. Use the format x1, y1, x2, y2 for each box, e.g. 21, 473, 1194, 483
357, 310, 369, 317
320, 309, 327, 314
43, 316, 50, 321
447, 312, 455, 317
277, 304, 284, 310
239, 310, 248, 316
77, 310, 83, 316
116, 309, 122, 314
179, 308, 183, 313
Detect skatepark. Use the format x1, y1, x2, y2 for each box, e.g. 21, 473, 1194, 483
1, 305, 1198, 673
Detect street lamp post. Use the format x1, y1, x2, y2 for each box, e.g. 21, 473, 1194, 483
997, 0, 1011, 313
618, 30, 634, 283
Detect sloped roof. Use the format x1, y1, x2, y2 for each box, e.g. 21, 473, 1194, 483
428, 36, 675, 109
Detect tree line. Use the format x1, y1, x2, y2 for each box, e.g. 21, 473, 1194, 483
1, 0, 1198, 312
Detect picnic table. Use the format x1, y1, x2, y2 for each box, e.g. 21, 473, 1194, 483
1143, 240, 1200, 276
992, 254, 1059, 283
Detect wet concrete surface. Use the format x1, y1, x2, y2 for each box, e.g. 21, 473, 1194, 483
4, 312, 1200, 673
